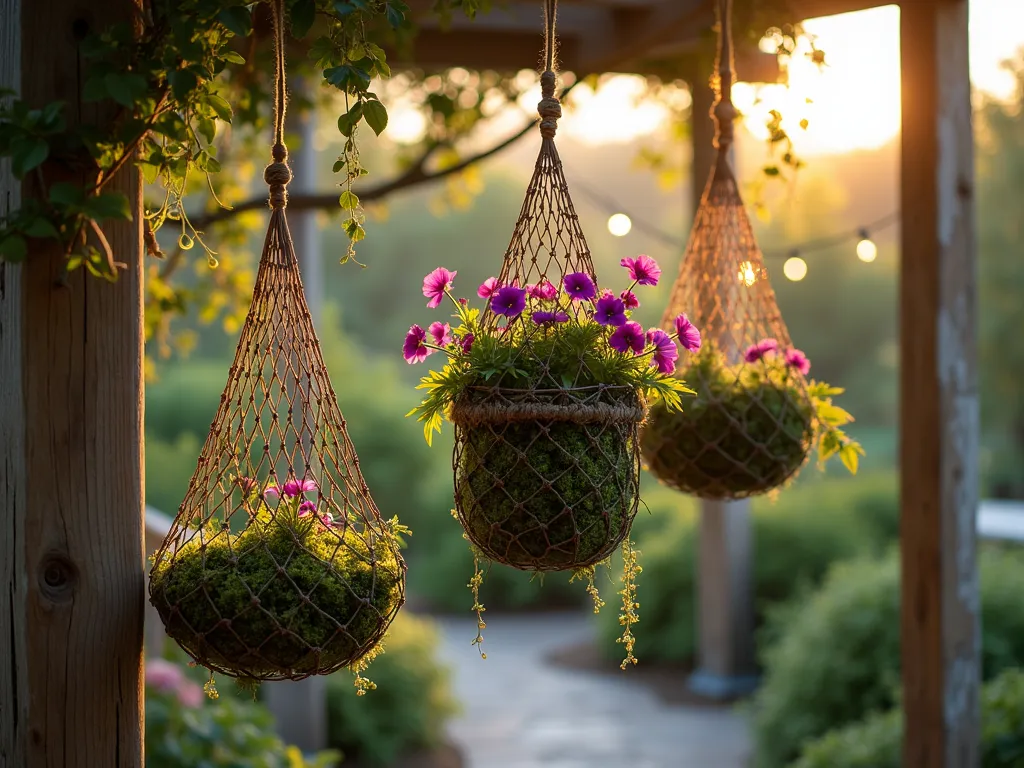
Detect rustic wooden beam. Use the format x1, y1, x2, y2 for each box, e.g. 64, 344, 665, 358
898, 0, 980, 765
0, 0, 145, 766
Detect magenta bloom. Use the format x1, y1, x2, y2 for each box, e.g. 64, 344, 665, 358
621, 290, 639, 309
491, 285, 527, 317
422, 267, 457, 308
674, 314, 702, 353
744, 338, 779, 363
460, 333, 475, 354
403, 324, 432, 364
319, 512, 336, 528
298, 500, 317, 518
647, 329, 679, 374
532, 310, 569, 325
562, 272, 597, 302
264, 485, 280, 502
527, 280, 558, 301
621, 254, 662, 286
609, 321, 646, 354
785, 348, 811, 375
429, 321, 453, 347
594, 293, 627, 326
282, 478, 317, 498
477, 277, 499, 298
146, 658, 185, 694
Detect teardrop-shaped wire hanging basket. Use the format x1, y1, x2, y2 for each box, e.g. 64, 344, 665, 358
149, 1, 405, 686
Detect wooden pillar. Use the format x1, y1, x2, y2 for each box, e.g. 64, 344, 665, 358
0, 0, 145, 765
684, 57, 758, 699
899, 0, 980, 765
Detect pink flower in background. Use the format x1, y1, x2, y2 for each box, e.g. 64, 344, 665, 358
460, 333, 475, 354
429, 321, 453, 347
562, 272, 597, 302
674, 314, 702, 353
176, 680, 204, 708
647, 329, 679, 374
785, 348, 812, 375
147, 658, 185, 694
320, 511, 336, 528
422, 267, 457, 308
491, 286, 527, 317
609, 321, 646, 354
744, 338, 779, 363
298, 500, 317, 518
403, 324, 432, 364
620, 290, 639, 309
527, 280, 558, 300
477, 277, 499, 298
620, 254, 662, 286
263, 485, 280, 502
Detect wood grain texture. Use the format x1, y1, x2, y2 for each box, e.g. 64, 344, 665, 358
0, 0, 145, 765
899, 1, 980, 765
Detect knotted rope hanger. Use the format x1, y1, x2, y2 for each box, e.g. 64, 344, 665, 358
537, 0, 562, 141
712, 0, 738, 156
265, 0, 292, 210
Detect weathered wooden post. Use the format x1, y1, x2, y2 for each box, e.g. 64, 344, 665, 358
0, 0, 145, 765
899, 0, 980, 764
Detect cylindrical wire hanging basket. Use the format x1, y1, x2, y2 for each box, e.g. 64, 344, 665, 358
149, 3, 405, 688
640, 0, 862, 500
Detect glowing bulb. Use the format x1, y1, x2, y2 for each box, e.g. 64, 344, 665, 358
856, 238, 878, 263
783, 256, 808, 281
607, 213, 632, 237
738, 260, 757, 287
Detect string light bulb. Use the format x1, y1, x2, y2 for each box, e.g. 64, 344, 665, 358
783, 254, 808, 281
856, 228, 877, 263
607, 213, 632, 237
738, 260, 757, 287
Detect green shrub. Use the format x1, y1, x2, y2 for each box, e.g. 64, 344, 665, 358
753, 547, 1024, 768
791, 668, 1024, 768
326, 613, 459, 766
146, 657, 339, 767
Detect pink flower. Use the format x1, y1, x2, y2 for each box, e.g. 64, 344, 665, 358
319, 512, 336, 528
428, 321, 452, 347
283, 478, 317, 498
477, 277, 499, 298
146, 658, 184, 694
609, 321, 646, 354
620, 290, 639, 309
785, 348, 811, 375
744, 338, 779, 363
621, 254, 662, 286
264, 485, 280, 502
527, 280, 558, 300
460, 333, 475, 354
674, 314, 702, 353
403, 324, 432, 364
647, 329, 679, 374
298, 500, 317, 518
422, 267, 457, 309
176, 680, 204, 708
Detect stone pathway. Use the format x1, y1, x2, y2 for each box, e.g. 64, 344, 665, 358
434, 612, 752, 768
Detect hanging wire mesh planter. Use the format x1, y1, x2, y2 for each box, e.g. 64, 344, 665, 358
640, 0, 863, 501
149, 3, 405, 689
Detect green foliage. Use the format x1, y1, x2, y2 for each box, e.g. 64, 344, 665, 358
326, 613, 459, 766
753, 547, 1024, 768
595, 472, 897, 663
791, 668, 1024, 768
150, 488, 404, 678
146, 658, 340, 767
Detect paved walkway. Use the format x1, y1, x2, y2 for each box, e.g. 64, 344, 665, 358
434, 612, 752, 768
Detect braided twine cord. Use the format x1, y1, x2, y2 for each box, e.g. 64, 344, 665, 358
451, 0, 641, 572
640, 0, 814, 500
149, 0, 405, 681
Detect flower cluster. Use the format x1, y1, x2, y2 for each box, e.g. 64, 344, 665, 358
238, 474, 335, 529
146, 658, 204, 708
743, 337, 812, 376
405, 256, 701, 444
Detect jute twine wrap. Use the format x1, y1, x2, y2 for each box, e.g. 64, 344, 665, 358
640, 0, 814, 500
451, 0, 642, 571
149, 0, 405, 681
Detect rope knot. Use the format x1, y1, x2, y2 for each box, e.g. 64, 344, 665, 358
264, 160, 292, 209
537, 73, 561, 140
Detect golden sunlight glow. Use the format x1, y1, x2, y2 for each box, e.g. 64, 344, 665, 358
738, 261, 757, 287
607, 213, 632, 236
783, 256, 808, 281
856, 238, 878, 263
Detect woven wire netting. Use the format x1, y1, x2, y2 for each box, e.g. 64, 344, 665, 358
640, 154, 814, 500
149, 200, 405, 681
451, 71, 642, 572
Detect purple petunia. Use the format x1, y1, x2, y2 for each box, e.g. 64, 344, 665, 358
785, 348, 811, 375
532, 310, 570, 325
744, 338, 779, 363
609, 321, 646, 354
621, 254, 662, 286
621, 290, 639, 309
429, 321, 453, 347
403, 324, 432, 364
594, 293, 627, 327
423, 267, 457, 309
674, 314, 702, 353
298, 500, 317, 518
477, 277, 499, 299
647, 329, 679, 374
562, 272, 597, 302
491, 286, 527, 317
460, 333, 475, 354
527, 280, 558, 301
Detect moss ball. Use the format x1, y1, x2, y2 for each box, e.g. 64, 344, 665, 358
150, 519, 404, 678
455, 418, 639, 571
641, 362, 813, 499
